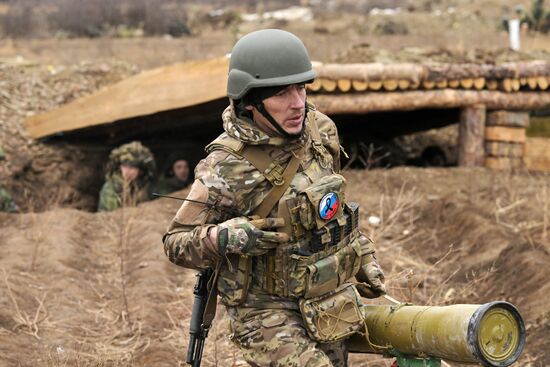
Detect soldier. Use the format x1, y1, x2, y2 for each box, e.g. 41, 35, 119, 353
152, 154, 191, 195
163, 29, 385, 367
98, 141, 156, 212
0, 146, 18, 213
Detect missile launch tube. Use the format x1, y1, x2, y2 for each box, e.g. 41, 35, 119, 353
348, 301, 525, 366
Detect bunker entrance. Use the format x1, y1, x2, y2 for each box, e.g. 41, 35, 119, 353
39, 103, 460, 212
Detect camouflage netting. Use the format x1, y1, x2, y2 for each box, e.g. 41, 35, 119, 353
333, 45, 550, 64
0, 58, 138, 211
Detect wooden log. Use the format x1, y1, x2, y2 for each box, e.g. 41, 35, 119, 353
307, 78, 322, 92
308, 90, 550, 114
383, 79, 398, 91
511, 78, 521, 91
484, 141, 525, 157
500, 79, 513, 92
313, 62, 424, 82
337, 79, 352, 92
458, 104, 486, 166
485, 126, 526, 143
422, 80, 435, 89
448, 79, 460, 88
352, 79, 368, 91
486, 111, 529, 127
321, 78, 337, 92
313, 61, 550, 84
409, 80, 421, 89
486, 79, 499, 90
520, 77, 528, 86
436, 79, 448, 89
368, 81, 382, 91
527, 77, 538, 90
485, 157, 524, 170
460, 79, 474, 89
398, 79, 410, 90
474, 78, 486, 90
538, 76, 549, 90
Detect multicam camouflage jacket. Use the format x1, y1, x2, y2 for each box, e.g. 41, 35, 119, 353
0, 186, 18, 213
163, 104, 376, 308
97, 173, 152, 212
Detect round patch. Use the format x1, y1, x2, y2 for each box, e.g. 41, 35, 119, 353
318, 192, 339, 220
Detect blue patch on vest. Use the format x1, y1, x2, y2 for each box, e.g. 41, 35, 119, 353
319, 192, 339, 220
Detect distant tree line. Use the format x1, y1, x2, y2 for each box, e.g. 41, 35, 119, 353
0, 0, 196, 38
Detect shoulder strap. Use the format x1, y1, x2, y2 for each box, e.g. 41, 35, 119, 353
241, 145, 302, 218
207, 134, 303, 219
205, 135, 244, 155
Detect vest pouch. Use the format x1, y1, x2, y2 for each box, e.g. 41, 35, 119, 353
217, 254, 252, 306
287, 232, 362, 299
299, 283, 364, 343
304, 233, 362, 299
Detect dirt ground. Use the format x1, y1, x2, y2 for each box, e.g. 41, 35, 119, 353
1, 167, 548, 366
1, 0, 550, 365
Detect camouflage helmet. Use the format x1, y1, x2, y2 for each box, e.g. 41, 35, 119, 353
0, 146, 5, 161
227, 29, 315, 100
106, 141, 156, 182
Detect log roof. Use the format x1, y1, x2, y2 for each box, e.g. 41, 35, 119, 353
25, 57, 550, 139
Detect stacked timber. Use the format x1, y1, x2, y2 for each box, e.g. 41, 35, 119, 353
484, 111, 529, 170
309, 61, 550, 93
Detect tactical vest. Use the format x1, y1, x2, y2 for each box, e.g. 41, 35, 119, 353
206, 106, 362, 306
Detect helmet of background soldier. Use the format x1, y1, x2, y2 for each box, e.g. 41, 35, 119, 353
106, 141, 156, 182
227, 29, 315, 101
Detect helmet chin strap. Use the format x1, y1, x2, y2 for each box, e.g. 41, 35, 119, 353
254, 101, 308, 139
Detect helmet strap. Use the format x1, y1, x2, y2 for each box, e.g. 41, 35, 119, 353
254, 101, 308, 139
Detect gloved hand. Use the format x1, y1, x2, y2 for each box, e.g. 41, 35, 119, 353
217, 217, 288, 256
355, 234, 386, 298
363, 261, 386, 294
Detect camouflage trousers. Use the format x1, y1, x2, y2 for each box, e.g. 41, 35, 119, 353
227, 306, 348, 367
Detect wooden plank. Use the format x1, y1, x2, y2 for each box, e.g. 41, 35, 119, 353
458, 104, 486, 166
485, 157, 524, 170
484, 141, 525, 157
486, 111, 529, 127
524, 137, 550, 171
485, 126, 526, 143
25, 57, 230, 139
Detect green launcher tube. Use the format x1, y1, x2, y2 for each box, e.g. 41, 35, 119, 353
348, 301, 525, 366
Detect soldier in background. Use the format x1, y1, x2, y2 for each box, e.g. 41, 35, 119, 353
152, 154, 191, 195
98, 141, 156, 212
0, 146, 18, 213
163, 29, 385, 366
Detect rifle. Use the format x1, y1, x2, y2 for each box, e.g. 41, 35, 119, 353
186, 268, 214, 367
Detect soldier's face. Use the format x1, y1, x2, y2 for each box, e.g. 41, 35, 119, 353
173, 159, 189, 181
247, 84, 307, 136
120, 164, 140, 183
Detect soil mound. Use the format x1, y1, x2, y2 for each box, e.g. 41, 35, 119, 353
1, 167, 548, 366
0, 60, 138, 212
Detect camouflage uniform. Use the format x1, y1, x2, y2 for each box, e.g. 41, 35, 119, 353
0, 186, 17, 213
98, 141, 156, 212
163, 29, 384, 367
0, 147, 18, 213
164, 105, 368, 366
